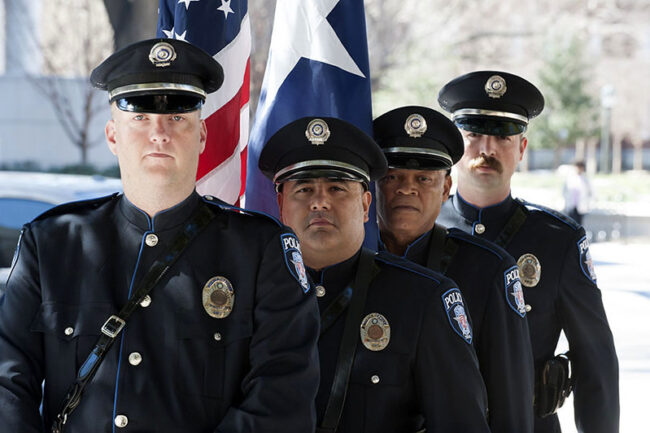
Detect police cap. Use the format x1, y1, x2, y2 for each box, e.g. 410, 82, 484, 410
259, 117, 388, 187
373, 106, 463, 170
438, 71, 544, 136
90, 38, 223, 113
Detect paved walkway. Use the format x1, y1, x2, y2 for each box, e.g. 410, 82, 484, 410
557, 238, 650, 432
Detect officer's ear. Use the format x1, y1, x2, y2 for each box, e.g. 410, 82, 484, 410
105, 119, 118, 156
442, 173, 452, 202
199, 118, 207, 154
362, 187, 372, 223
276, 189, 286, 224
518, 135, 528, 161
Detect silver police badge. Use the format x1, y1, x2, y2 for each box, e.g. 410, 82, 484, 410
517, 253, 541, 287
149, 41, 177, 67
360, 313, 391, 351
305, 118, 330, 145
404, 113, 427, 138
485, 75, 507, 99
202, 276, 234, 319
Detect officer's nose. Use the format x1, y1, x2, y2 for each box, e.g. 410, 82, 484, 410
395, 176, 417, 196
477, 135, 496, 157
309, 186, 331, 211
149, 115, 171, 145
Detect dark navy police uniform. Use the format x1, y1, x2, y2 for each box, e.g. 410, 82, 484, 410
0, 192, 320, 432
373, 106, 535, 432
437, 70, 619, 433
380, 227, 535, 432
438, 194, 619, 433
259, 116, 490, 432
0, 38, 320, 433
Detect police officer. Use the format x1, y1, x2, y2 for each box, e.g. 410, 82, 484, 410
373, 105, 535, 433
437, 71, 619, 433
258, 116, 490, 432
0, 39, 320, 432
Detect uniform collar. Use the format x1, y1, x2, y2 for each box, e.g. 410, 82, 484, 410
307, 249, 361, 303
118, 191, 201, 232
451, 192, 518, 225
378, 230, 430, 265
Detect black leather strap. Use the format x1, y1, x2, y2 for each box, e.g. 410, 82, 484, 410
493, 206, 528, 249
318, 248, 378, 433
426, 224, 448, 271
320, 287, 353, 336
52, 202, 216, 433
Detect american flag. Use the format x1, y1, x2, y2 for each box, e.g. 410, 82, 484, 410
157, 0, 250, 205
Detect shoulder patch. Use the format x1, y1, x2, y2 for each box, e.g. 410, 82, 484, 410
33, 193, 118, 222
202, 195, 282, 226
504, 266, 527, 317
577, 236, 597, 284
520, 199, 580, 230
441, 288, 473, 344
280, 233, 310, 293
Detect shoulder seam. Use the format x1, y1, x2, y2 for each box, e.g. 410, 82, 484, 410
446, 229, 504, 260
521, 200, 579, 230
201, 198, 282, 226
374, 255, 441, 284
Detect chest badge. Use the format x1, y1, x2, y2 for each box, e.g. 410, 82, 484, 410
517, 253, 541, 287
360, 313, 391, 351
202, 276, 235, 319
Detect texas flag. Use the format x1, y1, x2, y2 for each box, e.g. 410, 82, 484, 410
245, 0, 375, 241
157, 0, 250, 205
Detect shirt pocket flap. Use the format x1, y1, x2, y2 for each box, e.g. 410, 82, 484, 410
30, 303, 114, 341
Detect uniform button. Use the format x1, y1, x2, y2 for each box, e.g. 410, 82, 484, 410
475, 223, 486, 234
64, 327, 74, 336
128, 352, 142, 366
315, 285, 326, 297
370, 375, 380, 384
140, 295, 152, 308
114, 415, 128, 428
145, 233, 158, 247
525, 304, 532, 312
205, 195, 214, 201
214, 332, 222, 341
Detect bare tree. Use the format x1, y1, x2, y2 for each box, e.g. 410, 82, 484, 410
7, 0, 114, 165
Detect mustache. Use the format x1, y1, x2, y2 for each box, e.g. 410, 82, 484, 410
468, 155, 503, 173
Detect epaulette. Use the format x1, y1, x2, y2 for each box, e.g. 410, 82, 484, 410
375, 250, 443, 284
32, 193, 119, 223
518, 199, 580, 230
200, 195, 282, 226
446, 227, 507, 261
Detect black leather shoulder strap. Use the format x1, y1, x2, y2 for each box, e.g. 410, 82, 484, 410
426, 224, 448, 271
52, 203, 216, 433
318, 248, 378, 433
493, 205, 528, 249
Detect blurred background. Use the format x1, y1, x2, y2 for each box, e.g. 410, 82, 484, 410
0, 1, 648, 431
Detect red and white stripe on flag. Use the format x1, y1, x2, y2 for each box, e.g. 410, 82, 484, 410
197, 16, 251, 206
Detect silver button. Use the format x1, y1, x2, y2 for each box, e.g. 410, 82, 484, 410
475, 223, 486, 234
128, 352, 142, 366
370, 375, 380, 384
140, 295, 152, 308
145, 233, 158, 247
525, 304, 532, 312
214, 332, 222, 341
114, 415, 128, 428
205, 195, 214, 201
64, 327, 74, 336
315, 285, 326, 298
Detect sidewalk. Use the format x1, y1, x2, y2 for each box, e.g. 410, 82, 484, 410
557, 239, 650, 432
